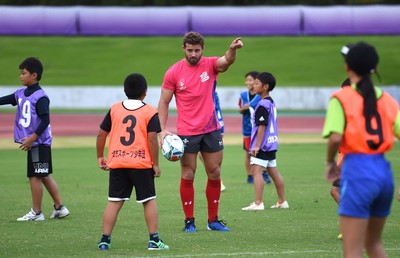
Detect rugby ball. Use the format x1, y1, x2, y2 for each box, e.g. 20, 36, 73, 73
162, 134, 184, 161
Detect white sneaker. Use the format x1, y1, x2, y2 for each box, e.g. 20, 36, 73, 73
50, 205, 70, 219
270, 201, 289, 208
17, 208, 45, 221
242, 202, 265, 210
220, 181, 226, 192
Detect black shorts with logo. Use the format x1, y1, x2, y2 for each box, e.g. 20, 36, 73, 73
27, 145, 53, 177
179, 129, 224, 153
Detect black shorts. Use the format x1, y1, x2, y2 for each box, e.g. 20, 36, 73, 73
255, 150, 276, 160
108, 168, 156, 203
332, 179, 341, 187
27, 145, 52, 177
179, 130, 224, 153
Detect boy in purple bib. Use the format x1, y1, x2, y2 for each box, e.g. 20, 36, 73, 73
242, 72, 289, 211
0, 57, 69, 221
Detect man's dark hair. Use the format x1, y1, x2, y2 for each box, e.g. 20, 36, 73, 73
183, 31, 204, 48
124, 73, 147, 99
19, 57, 43, 81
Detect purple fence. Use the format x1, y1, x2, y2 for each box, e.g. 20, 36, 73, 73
353, 6, 400, 35
303, 5, 400, 35
78, 7, 189, 35
0, 6, 77, 35
191, 6, 302, 35
303, 6, 353, 35
0, 5, 399, 36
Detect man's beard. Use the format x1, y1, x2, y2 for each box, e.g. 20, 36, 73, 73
186, 56, 200, 65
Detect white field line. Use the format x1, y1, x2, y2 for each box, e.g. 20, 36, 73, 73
109, 247, 400, 258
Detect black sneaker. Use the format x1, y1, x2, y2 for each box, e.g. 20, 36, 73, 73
182, 218, 196, 232
207, 217, 230, 232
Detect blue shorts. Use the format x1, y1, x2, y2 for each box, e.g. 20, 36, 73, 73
339, 153, 394, 218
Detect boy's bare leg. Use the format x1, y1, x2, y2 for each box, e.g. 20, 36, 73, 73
42, 176, 62, 208
252, 165, 264, 204
102, 201, 124, 234
29, 177, 43, 213
267, 167, 285, 203
143, 199, 158, 234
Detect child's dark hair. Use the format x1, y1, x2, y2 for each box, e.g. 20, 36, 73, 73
341, 78, 350, 88
19, 57, 43, 81
124, 73, 147, 99
256, 72, 276, 91
245, 71, 259, 80
344, 42, 379, 119
183, 31, 204, 48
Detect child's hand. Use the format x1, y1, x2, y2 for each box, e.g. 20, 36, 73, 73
153, 165, 161, 177
239, 104, 249, 114
250, 147, 260, 157
98, 157, 109, 171
325, 161, 340, 183
19, 135, 37, 151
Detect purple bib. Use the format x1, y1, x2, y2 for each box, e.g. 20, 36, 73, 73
14, 88, 52, 146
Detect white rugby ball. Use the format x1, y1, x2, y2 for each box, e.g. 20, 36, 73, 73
162, 134, 184, 161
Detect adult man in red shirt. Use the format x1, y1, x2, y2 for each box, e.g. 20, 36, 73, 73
158, 31, 243, 232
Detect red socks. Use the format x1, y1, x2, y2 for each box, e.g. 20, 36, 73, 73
180, 178, 194, 219
180, 177, 221, 222
206, 178, 221, 222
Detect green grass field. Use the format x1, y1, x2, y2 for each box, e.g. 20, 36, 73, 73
0, 36, 399, 87
1, 138, 400, 257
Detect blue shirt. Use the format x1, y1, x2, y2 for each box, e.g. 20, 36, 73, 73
240, 90, 261, 137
